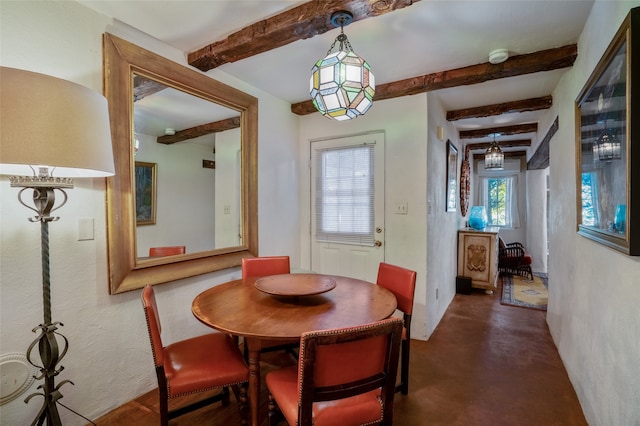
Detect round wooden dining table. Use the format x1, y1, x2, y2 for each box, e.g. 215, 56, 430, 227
192, 274, 397, 426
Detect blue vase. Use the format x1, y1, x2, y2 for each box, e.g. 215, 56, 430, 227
614, 204, 626, 233
469, 206, 487, 230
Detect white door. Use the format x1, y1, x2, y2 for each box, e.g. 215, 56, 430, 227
310, 132, 385, 282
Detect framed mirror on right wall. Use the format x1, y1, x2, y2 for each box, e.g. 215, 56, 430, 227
576, 6, 639, 255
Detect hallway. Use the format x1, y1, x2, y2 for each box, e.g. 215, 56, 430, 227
394, 276, 586, 425
94, 276, 587, 425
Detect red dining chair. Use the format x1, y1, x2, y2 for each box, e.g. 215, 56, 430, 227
265, 317, 403, 426
141, 285, 249, 425
241, 256, 290, 279
241, 256, 298, 358
376, 262, 417, 395
149, 245, 186, 257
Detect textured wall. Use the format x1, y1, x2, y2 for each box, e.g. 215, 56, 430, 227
546, 1, 640, 424
298, 94, 432, 339
0, 1, 300, 424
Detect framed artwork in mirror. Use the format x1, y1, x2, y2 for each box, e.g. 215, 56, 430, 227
134, 162, 156, 226
575, 7, 638, 255
446, 140, 458, 212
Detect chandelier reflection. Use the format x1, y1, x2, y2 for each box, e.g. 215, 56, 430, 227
593, 127, 621, 162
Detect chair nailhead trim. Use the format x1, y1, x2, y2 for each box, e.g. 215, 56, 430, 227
168, 379, 248, 399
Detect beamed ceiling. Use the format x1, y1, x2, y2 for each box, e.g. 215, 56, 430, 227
81, 0, 595, 163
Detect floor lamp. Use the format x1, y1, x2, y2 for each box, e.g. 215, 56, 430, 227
0, 67, 114, 425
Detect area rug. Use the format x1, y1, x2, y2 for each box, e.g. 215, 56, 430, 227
501, 273, 548, 311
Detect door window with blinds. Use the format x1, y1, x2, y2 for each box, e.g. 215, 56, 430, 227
314, 144, 375, 246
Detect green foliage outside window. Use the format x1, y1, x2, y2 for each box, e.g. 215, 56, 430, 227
487, 178, 507, 226
581, 172, 596, 226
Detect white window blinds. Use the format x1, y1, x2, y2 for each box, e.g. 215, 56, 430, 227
314, 144, 375, 246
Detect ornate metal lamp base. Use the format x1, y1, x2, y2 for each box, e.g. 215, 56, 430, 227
24, 321, 73, 426
11, 175, 74, 426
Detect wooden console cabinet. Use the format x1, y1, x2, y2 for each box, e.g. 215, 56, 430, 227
457, 228, 499, 294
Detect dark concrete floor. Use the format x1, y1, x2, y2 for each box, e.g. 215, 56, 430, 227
93, 276, 587, 425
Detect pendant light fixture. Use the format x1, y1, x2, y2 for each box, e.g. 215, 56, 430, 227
310, 11, 375, 121
593, 125, 621, 162
485, 133, 504, 170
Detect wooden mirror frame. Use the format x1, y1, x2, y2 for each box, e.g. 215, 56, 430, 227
103, 34, 258, 294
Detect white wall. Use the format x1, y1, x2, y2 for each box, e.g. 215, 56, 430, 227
135, 131, 218, 256
298, 95, 431, 339
0, 1, 300, 424
215, 128, 242, 248
473, 157, 528, 246
546, 1, 640, 425
526, 168, 549, 273
426, 92, 465, 335
205, 68, 303, 265
8, 1, 640, 425
471, 151, 549, 273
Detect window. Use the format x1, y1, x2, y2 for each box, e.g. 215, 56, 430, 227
314, 144, 375, 245
478, 176, 519, 228
487, 177, 507, 226
581, 172, 598, 226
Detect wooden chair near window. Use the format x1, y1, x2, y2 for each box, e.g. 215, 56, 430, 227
265, 317, 403, 426
498, 237, 534, 280
376, 262, 417, 395
241, 256, 298, 359
141, 285, 249, 426
148, 245, 186, 257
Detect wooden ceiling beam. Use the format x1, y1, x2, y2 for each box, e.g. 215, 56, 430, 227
580, 109, 625, 127
465, 139, 532, 151
459, 123, 538, 139
156, 116, 241, 144
528, 116, 558, 170
188, 0, 419, 71
292, 44, 577, 115
446, 95, 552, 121
133, 75, 165, 101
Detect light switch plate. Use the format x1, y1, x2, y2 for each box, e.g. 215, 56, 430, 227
78, 218, 94, 241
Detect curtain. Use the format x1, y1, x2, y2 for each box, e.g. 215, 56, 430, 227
477, 178, 487, 207
506, 175, 520, 228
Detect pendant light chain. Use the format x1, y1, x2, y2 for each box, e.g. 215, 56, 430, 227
325, 29, 354, 56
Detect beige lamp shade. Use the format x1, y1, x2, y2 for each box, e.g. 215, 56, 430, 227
0, 66, 115, 177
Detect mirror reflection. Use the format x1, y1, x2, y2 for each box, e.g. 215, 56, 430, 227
578, 39, 627, 237
104, 33, 258, 294
132, 74, 242, 259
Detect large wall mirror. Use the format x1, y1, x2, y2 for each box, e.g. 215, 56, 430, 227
104, 34, 258, 294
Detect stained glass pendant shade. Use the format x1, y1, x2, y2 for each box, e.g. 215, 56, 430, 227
310, 11, 375, 121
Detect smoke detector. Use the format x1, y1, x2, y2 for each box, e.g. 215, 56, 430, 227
489, 49, 509, 64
